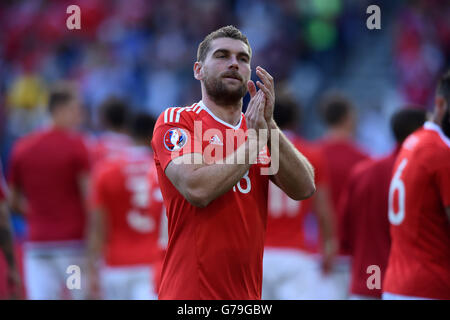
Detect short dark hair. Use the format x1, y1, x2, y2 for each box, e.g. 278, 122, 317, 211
391, 106, 426, 144
319, 93, 354, 127
128, 112, 156, 142
99, 97, 129, 131
48, 82, 77, 114
436, 70, 450, 106
273, 93, 301, 130
197, 25, 252, 62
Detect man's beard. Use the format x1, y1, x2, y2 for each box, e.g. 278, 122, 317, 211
203, 71, 247, 106
442, 107, 450, 138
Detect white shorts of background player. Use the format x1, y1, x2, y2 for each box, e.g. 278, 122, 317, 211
24, 240, 87, 300
100, 264, 157, 300
314, 254, 351, 300
262, 248, 323, 300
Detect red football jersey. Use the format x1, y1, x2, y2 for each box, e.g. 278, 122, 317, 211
91, 146, 165, 266
317, 138, 369, 255
265, 131, 328, 251
383, 122, 450, 299
151, 101, 270, 300
89, 131, 132, 165
339, 150, 398, 298
8, 127, 90, 242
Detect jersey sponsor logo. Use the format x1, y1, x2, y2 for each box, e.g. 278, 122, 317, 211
209, 134, 223, 146
257, 145, 271, 165
164, 128, 188, 151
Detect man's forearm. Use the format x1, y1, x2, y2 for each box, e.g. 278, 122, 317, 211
182, 135, 264, 207
268, 120, 315, 200
313, 187, 336, 252
87, 210, 104, 262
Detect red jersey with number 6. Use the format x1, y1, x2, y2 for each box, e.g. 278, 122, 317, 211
151, 100, 271, 300
383, 122, 450, 299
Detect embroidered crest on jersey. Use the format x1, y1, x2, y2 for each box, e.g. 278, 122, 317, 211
164, 128, 188, 151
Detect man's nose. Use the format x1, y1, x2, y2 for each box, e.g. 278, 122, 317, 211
228, 55, 239, 69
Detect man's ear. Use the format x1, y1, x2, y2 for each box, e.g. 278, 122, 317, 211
194, 62, 203, 81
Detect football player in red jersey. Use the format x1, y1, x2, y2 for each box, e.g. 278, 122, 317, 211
8, 83, 91, 299
89, 97, 133, 165
87, 113, 165, 300
383, 71, 450, 300
263, 91, 337, 299
339, 107, 426, 299
315, 93, 370, 299
0, 164, 21, 299
151, 26, 316, 300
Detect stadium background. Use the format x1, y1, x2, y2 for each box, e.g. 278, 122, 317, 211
0, 0, 449, 299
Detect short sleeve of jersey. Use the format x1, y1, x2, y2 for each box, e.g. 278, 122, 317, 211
151, 108, 203, 171
434, 150, 450, 207
149, 165, 164, 205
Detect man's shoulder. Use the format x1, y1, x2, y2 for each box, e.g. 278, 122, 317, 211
404, 129, 450, 166
155, 103, 204, 129
10, 129, 46, 158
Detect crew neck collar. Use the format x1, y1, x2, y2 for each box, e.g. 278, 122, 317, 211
198, 100, 243, 130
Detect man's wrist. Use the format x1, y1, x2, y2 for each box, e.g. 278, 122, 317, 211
267, 119, 277, 147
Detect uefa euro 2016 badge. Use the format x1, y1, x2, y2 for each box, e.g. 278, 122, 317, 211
164, 128, 188, 151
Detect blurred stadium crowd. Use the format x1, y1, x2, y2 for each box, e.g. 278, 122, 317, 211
0, 0, 449, 300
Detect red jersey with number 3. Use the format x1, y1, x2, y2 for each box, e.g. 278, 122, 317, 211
151, 101, 270, 300
383, 122, 450, 299
91, 147, 165, 266
265, 131, 328, 251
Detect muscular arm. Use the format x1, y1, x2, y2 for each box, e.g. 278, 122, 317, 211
268, 120, 316, 200
166, 135, 261, 208
254, 66, 315, 200
165, 90, 267, 208
312, 185, 337, 273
